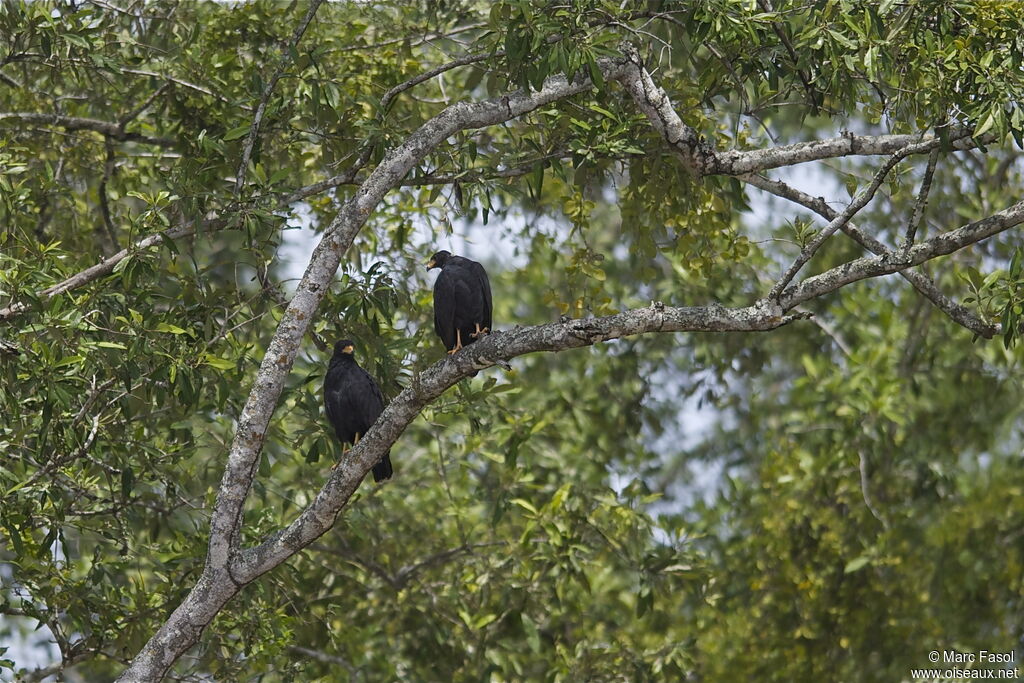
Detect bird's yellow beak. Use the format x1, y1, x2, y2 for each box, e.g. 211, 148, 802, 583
342, 345, 354, 354
426, 258, 436, 268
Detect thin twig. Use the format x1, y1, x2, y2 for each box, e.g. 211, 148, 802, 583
119, 82, 170, 127
799, 309, 853, 357
332, 22, 487, 53
902, 145, 939, 253
234, 0, 325, 197
859, 451, 888, 528
119, 68, 249, 109
379, 49, 494, 114
98, 139, 119, 254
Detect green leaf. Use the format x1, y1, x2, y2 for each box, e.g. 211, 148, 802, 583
155, 322, 189, 335
201, 353, 237, 371
844, 556, 871, 574
224, 125, 250, 141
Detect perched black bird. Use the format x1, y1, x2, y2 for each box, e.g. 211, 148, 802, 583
427, 250, 493, 355
323, 339, 393, 482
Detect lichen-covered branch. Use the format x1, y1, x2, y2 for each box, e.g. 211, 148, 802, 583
742, 173, 998, 338
781, 199, 1024, 309
103, 44, 1021, 682
1, 56, 991, 324
235, 299, 792, 583
767, 139, 936, 300
115, 58, 630, 682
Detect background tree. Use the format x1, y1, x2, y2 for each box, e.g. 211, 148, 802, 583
1, 0, 1023, 680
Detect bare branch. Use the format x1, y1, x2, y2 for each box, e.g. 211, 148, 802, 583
393, 542, 504, 587
613, 42, 992, 180
3, 50, 992, 325
0, 70, 21, 88
237, 300, 794, 583
713, 129, 992, 176
379, 50, 493, 115
24, 415, 101, 489
278, 146, 375, 206
902, 145, 940, 252
767, 141, 931, 300
0, 221, 202, 320
91, 42, 1020, 680
800, 309, 853, 358
333, 22, 487, 53
120, 82, 171, 127
616, 42, 711, 176
781, 198, 1024, 309
119, 68, 249, 109
742, 173, 999, 337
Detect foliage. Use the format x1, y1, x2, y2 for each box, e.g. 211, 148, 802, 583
1, 0, 1023, 680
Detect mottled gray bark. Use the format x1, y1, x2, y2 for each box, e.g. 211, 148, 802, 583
781, 199, 1024, 308
235, 300, 793, 582
115, 60, 628, 682
1, 62, 988, 322
741, 173, 999, 337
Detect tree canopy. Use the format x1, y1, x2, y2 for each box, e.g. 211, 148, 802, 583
1, 1, 1023, 680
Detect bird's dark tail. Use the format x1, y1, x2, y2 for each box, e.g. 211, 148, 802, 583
372, 451, 393, 482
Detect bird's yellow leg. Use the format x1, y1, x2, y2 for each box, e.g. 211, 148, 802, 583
471, 322, 490, 338
332, 433, 360, 470
447, 329, 463, 354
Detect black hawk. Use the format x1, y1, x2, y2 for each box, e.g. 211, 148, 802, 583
323, 339, 393, 482
427, 250, 493, 356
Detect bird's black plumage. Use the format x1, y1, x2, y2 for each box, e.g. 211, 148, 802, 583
427, 250, 493, 359
323, 339, 393, 482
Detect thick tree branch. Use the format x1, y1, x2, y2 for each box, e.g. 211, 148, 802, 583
741, 173, 998, 337
712, 129, 991, 176
614, 42, 992, 178
67, 43, 1014, 680
236, 301, 795, 582
115, 299, 795, 681
616, 42, 712, 176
